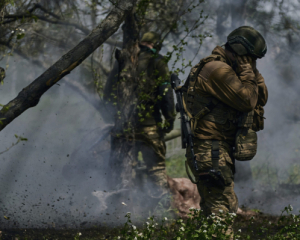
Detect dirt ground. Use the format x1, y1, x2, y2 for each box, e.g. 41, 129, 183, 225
0, 210, 286, 240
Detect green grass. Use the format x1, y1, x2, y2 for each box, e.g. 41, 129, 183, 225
166, 151, 187, 178
2, 205, 300, 239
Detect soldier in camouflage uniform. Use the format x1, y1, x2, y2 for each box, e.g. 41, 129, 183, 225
104, 32, 175, 202
183, 26, 268, 238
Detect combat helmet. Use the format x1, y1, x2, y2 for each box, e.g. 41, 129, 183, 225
227, 26, 267, 58
140, 31, 162, 51
141, 31, 160, 45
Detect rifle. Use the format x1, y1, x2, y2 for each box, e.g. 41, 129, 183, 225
171, 73, 226, 188
171, 74, 199, 184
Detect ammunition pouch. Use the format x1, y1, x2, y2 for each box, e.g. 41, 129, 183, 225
233, 128, 257, 161
233, 110, 257, 161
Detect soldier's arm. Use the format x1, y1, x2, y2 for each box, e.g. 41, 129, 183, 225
199, 60, 258, 113
155, 58, 176, 132
159, 85, 175, 132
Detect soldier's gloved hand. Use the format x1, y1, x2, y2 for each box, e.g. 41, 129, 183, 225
236, 55, 254, 75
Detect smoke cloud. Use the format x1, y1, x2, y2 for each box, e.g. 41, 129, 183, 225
0, 0, 299, 229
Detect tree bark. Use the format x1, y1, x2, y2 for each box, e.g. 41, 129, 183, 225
0, 0, 137, 131
109, 11, 141, 189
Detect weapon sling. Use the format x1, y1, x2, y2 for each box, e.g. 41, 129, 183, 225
171, 74, 220, 184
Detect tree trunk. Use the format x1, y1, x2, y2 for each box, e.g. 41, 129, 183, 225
108, 11, 140, 189
0, 0, 137, 131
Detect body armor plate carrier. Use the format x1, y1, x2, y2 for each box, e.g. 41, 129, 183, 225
183, 54, 257, 170
182, 54, 240, 132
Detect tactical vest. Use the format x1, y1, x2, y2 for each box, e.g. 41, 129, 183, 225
182, 54, 241, 132
183, 54, 257, 162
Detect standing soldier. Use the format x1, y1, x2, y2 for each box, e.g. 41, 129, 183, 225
183, 26, 268, 238
104, 32, 175, 209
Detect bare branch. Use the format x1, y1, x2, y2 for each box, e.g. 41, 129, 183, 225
3, 3, 123, 47
0, 0, 137, 131
0, 40, 45, 68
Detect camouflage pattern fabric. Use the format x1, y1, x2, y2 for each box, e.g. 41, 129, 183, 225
103, 43, 175, 210
104, 45, 175, 128
134, 125, 168, 198
187, 139, 238, 239
183, 46, 268, 144
187, 139, 238, 217
183, 42, 267, 239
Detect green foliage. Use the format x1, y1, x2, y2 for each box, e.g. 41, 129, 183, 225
165, 6, 210, 76
0, 103, 10, 113
31, 15, 38, 22
0, 134, 28, 155
0, 0, 15, 8
100, 205, 300, 240
111, 209, 239, 240
74, 232, 82, 240
2, 206, 300, 239
16, 32, 25, 39
166, 151, 187, 178
102, 0, 210, 132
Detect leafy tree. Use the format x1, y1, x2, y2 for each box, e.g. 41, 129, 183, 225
0, 0, 207, 196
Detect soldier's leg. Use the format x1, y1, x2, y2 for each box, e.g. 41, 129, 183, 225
197, 178, 237, 239
131, 141, 149, 215
139, 135, 168, 198
133, 126, 169, 214
196, 168, 238, 215
188, 140, 238, 238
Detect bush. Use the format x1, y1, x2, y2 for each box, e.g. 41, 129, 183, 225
111, 205, 300, 240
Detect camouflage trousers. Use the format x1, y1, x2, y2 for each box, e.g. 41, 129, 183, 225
187, 139, 238, 238
133, 125, 168, 199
